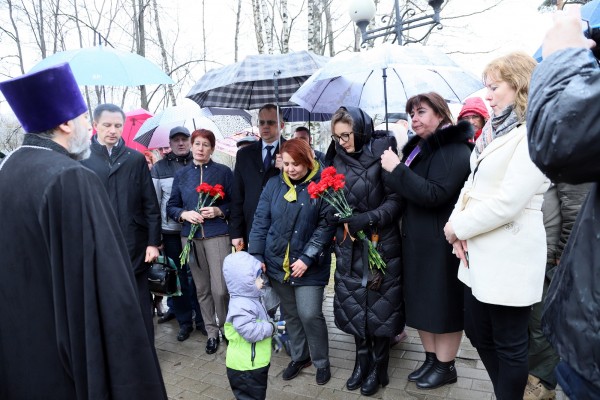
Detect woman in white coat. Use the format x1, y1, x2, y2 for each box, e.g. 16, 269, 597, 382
443, 51, 549, 400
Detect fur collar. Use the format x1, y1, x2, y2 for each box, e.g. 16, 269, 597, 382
401, 120, 474, 162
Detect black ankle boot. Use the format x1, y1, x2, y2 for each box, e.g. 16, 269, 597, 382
416, 359, 457, 389
360, 337, 390, 396
408, 352, 437, 382
346, 361, 364, 391
347, 336, 370, 391
360, 362, 389, 396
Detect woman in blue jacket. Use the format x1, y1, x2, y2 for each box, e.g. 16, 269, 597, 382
249, 138, 335, 386
167, 129, 233, 355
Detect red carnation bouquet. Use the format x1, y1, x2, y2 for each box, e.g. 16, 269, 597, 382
180, 182, 226, 266
307, 166, 386, 273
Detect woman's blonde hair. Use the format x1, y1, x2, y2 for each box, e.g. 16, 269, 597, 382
482, 51, 537, 120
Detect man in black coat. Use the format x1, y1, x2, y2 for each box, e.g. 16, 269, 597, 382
0, 63, 166, 399
526, 10, 600, 399
230, 103, 285, 250
81, 103, 162, 339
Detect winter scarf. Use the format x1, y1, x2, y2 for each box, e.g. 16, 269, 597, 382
282, 159, 319, 203
281, 159, 320, 280
475, 105, 520, 157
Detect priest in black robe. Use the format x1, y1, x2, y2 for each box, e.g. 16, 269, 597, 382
0, 63, 167, 399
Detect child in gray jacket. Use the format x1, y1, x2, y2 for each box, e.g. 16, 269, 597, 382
223, 251, 276, 400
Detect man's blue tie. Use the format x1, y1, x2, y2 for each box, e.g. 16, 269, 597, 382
263, 145, 274, 171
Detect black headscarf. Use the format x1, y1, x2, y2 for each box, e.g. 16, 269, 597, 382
324, 106, 374, 164
343, 106, 374, 153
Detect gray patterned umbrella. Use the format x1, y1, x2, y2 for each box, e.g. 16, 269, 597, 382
186, 51, 329, 110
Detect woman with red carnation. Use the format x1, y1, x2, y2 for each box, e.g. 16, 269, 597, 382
328, 106, 404, 396
167, 128, 233, 355
380, 92, 474, 390
249, 138, 335, 386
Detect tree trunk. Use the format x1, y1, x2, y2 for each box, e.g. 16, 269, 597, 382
37, 0, 47, 58
308, 0, 315, 52
313, 0, 323, 55
281, 0, 289, 53
71, 0, 93, 115
51, 0, 60, 53
324, 0, 335, 56
6, 0, 25, 74
151, 0, 176, 106
234, 0, 242, 61
261, 0, 273, 54
20, 0, 48, 58
251, 0, 264, 54
132, 0, 148, 109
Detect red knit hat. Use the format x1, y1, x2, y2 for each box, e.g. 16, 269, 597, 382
458, 97, 489, 121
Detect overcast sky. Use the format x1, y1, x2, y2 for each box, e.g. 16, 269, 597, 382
0, 0, 554, 115
171, 0, 553, 77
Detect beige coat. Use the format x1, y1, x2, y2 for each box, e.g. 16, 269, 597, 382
449, 124, 550, 306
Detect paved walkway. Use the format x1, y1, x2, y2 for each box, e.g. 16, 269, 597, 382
155, 294, 566, 400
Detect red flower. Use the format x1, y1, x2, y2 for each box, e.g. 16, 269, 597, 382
332, 175, 345, 191
196, 182, 213, 194
308, 167, 386, 273
321, 166, 337, 179
307, 181, 319, 199
213, 184, 225, 199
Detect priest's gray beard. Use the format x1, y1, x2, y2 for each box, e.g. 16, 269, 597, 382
69, 118, 91, 160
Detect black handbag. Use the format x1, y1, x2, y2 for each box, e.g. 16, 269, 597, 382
147, 254, 181, 297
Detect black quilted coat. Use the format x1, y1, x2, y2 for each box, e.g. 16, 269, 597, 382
332, 107, 404, 339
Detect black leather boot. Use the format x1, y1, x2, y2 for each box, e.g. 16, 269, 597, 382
416, 359, 457, 389
359, 337, 390, 396
408, 351, 437, 382
346, 337, 370, 391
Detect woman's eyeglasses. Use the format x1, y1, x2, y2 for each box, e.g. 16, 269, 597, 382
331, 132, 353, 143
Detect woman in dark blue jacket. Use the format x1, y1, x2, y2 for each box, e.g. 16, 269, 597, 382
167, 129, 233, 355
249, 138, 335, 386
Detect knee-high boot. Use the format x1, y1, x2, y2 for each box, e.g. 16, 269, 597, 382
360, 336, 390, 396
346, 336, 370, 391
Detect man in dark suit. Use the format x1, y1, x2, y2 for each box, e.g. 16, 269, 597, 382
81, 103, 161, 339
230, 104, 285, 250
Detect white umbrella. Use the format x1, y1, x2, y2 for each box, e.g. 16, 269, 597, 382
134, 100, 251, 149
291, 44, 483, 121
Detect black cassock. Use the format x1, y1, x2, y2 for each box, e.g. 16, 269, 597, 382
0, 138, 167, 399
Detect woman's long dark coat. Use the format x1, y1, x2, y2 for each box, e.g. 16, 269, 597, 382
333, 136, 404, 338
385, 121, 473, 333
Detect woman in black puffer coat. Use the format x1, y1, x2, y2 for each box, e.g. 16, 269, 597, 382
328, 106, 404, 397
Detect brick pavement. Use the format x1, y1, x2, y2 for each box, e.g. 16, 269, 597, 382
155, 294, 566, 400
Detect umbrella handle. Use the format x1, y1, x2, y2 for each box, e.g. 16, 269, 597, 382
274, 70, 282, 149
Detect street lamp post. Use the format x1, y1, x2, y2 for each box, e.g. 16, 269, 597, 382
348, 0, 444, 46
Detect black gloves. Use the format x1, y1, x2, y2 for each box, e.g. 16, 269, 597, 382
339, 212, 379, 235
325, 209, 341, 226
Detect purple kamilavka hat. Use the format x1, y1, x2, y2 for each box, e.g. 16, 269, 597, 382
0, 63, 87, 133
